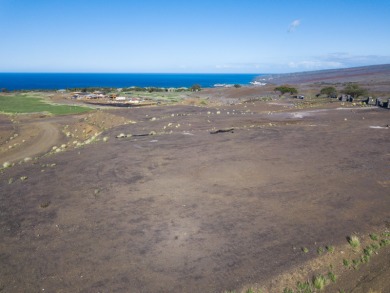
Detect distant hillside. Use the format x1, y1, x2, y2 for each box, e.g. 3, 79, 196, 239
259, 64, 390, 85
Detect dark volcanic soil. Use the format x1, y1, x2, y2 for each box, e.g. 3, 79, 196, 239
0, 102, 389, 292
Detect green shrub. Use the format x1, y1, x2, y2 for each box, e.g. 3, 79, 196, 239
313, 274, 326, 290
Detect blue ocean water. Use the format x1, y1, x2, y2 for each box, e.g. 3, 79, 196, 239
0, 73, 262, 90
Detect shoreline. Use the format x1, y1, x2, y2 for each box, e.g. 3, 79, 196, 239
0, 72, 262, 91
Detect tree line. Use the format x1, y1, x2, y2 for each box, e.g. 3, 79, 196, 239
274, 83, 368, 98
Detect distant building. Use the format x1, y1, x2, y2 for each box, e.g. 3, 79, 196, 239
376, 97, 389, 108
364, 97, 376, 105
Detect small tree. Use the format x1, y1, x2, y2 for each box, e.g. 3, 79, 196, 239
190, 84, 201, 92
342, 84, 367, 98
320, 86, 337, 97
289, 87, 298, 95
274, 85, 298, 95
234, 84, 241, 88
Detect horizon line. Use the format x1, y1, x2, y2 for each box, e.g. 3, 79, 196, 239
0, 72, 264, 75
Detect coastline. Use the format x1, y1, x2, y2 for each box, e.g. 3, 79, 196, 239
0, 73, 262, 91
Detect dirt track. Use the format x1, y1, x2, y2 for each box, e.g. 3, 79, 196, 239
1, 122, 60, 165
0, 100, 389, 292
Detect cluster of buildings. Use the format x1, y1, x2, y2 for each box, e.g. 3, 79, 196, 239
363, 96, 390, 108
335, 94, 389, 108
68, 91, 142, 105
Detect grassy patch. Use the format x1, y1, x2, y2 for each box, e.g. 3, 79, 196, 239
369, 233, 379, 241
327, 271, 337, 283
370, 243, 380, 251
302, 247, 309, 253
363, 246, 374, 257
352, 258, 360, 269
348, 235, 360, 249
296, 280, 313, 292
326, 245, 335, 254
0, 94, 92, 115
380, 239, 390, 247
312, 274, 326, 290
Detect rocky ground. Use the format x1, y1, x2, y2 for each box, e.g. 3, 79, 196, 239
0, 85, 389, 292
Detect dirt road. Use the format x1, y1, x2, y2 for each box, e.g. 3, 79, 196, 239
1, 122, 60, 164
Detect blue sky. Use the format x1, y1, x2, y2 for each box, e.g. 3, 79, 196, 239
1, 0, 389, 73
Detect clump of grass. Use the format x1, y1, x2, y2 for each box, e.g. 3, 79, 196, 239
312, 274, 326, 290
361, 254, 370, 263
381, 232, 390, 237
20, 176, 28, 181
369, 233, 379, 241
283, 288, 294, 293
2, 161, 12, 168
380, 239, 390, 247
343, 259, 350, 267
326, 245, 335, 253
370, 243, 379, 251
245, 288, 255, 293
352, 259, 360, 269
296, 280, 312, 292
302, 247, 309, 253
364, 246, 374, 257
40, 201, 51, 208
348, 235, 360, 249
317, 247, 324, 255
328, 271, 337, 283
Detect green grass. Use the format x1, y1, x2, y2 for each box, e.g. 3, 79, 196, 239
361, 254, 370, 263
369, 233, 379, 241
326, 245, 335, 253
312, 274, 326, 290
343, 259, 350, 267
352, 258, 360, 269
296, 281, 313, 293
0, 94, 92, 115
370, 243, 380, 251
348, 235, 360, 249
363, 246, 374, 257
302, 247, 309, 253
380, 239, 390, 247
327, 271, 337, 283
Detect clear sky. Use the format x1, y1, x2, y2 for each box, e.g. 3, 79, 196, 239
1, 0, 389, 73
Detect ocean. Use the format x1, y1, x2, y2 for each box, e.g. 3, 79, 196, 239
0, 73, 262, 91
